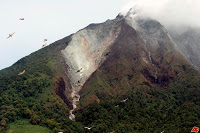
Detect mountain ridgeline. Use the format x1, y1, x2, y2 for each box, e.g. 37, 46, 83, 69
0, 11, 200, 132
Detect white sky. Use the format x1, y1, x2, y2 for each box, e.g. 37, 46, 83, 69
0, 0, 130, 70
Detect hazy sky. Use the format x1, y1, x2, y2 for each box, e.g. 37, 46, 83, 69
0, 0, 129, 70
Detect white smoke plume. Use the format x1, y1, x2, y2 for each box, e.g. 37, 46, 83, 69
120, 0, 200, 31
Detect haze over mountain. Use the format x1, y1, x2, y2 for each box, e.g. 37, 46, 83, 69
120, 0, 200, 30
0, 1, 200, 132
120, 2, 200, 71
119, 0, 200, 71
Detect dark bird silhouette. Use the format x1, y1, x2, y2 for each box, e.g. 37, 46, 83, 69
7, 32, 15, 39
42, 43, 47, 48
76, 68, 83, 73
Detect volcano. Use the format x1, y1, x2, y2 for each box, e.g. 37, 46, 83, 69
0, 9, 200, 133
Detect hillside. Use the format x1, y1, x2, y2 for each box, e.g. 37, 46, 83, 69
0, 35, 85, 132
0, 10, 200, 133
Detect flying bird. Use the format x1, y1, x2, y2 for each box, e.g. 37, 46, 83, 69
7, 32, 15, 39
115, 105, 119, 108
76, 68, 83, 73
18, 70, 25, 75
84, 126, 93, 130
19, 18, 24, 20
121, 98, 128, 103
43, 39, 47, 42
42, 43, 47, 48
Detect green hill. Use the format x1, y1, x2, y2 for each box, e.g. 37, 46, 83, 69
0, 17, 200, 133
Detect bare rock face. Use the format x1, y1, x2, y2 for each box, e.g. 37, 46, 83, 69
124, 14, 174, 50
61, 19, 122, 120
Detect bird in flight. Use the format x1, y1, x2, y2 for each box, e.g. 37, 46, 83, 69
43, 39, 47, 42
115, 105, 119, 108
84, 126, 93, 130
76, 68, 83, 73
121, 98, 128, 102
42, 43, 47, 48
7, 32, 15, 39
19, 18, 24, 20
18, 70, 25, 75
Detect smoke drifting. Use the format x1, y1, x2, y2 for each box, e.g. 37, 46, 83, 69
120, 0, 200, 31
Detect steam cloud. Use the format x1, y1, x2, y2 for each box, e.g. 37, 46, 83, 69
120, 0, 200, 31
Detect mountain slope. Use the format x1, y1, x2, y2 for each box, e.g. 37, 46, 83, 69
75, 17, 200, 132
75, 14, 200, 132
0, 35, 86, 132
0, 11, 200, 133
168, 27, 200, 71
79, 14, 195, 106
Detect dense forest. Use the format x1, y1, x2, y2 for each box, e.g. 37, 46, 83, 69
0, 64, 200, 132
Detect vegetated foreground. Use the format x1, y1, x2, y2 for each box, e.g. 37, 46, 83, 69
6, 120, 52, 133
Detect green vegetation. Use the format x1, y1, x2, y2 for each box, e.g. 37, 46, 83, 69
0, 32, 200, 133
76, 73, 200, 133
6, 120, 52, 133
1, 54, 199, 133
0, 35, 86, 132
0, 65, 75, 132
